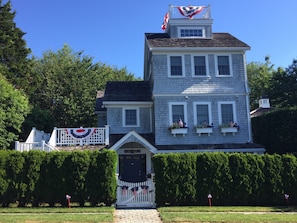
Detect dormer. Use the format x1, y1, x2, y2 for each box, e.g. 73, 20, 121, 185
163, 5, 213, 39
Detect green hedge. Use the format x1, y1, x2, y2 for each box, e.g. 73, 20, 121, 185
252, 107, 297, 154
0, 150, 117, 207
152, 153, 297, 206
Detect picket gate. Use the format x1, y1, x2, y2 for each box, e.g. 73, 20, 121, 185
116, 175, 155, 208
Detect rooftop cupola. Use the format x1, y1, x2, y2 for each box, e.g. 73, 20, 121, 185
259, 96, 271, 109
161, 5, 213, 39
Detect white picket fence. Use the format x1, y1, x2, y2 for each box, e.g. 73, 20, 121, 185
116, 175, 156, 208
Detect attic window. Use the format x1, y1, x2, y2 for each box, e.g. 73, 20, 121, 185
179, 27, 205, 38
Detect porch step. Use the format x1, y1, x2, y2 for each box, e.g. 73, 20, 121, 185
56, 145, 106, 151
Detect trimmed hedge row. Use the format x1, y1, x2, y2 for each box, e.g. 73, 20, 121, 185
0, 150, 117, 207
152, 152, 297, 206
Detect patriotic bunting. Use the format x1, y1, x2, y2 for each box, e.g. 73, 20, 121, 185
131, 187, 138, 196
178, 6, 204, 19
141, 185, 149, 194
121, 186, 129, 195
65, 128, 96, 140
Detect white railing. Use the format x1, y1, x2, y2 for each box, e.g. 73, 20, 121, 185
116, 174, 155, 208
54, 126, 109, 146
15, 140, 57, 152
15, 126, 109, 152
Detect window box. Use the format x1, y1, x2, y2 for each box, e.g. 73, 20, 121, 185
196, 127, 213, 136
220, 127, 238, 136
170, 128, 188, 137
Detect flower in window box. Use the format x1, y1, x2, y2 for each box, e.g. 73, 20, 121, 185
168, 122, 180, 130
220, 121, 239, 136
196, 122, 213, 128
220, 121, 239, 129
168, 119, 187, 130
230, 121, 240, 129
195, 122, 213, 136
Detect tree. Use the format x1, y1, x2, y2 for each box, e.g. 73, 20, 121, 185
30, 45, 137, 128
0, 70, 29, 149
0, 0, 34, 94
268, 59, 297, 108
247, 56, 275, 110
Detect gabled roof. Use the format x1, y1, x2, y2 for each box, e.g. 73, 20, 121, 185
103, 81, 152, 102
250, 107, 274, 118
109, 131, 158, 154
145, 33, 250, 49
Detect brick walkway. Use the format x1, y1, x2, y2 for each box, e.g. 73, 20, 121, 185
114, 209, 162, 223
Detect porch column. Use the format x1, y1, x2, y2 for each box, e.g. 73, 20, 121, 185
105, 125, 110, 145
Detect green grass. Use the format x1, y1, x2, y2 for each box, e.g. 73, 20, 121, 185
1, 206, 297, 223
158, 206, 297, 223
0, 207, 114, 223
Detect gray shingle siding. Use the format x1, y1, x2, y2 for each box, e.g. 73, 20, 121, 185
153, 95, 250, 146
107, 107, 152, 134
151, 53, 247, 95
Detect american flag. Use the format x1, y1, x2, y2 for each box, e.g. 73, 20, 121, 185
161, 12, 169, 30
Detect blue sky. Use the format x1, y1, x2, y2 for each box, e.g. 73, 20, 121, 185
9, 0, 297, 78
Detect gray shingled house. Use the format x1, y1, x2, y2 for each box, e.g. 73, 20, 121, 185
94, 6, 264, 200
16, 5, 264, 208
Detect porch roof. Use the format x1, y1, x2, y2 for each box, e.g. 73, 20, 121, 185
108, 133, 265, 154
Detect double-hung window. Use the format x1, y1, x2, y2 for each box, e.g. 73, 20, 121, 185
217, 55, 232, 76
123, 107, 139, 127
218, 102, 236, 125
178, 27, 205, 38
194, 102, 212, 126
169, 55, 184, 77
193, 55, 208, 76
169, 102, 187, 126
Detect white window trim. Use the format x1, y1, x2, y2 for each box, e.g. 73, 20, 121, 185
167, 54, 185, 77
193, 102, 212, 125
215, 54, 233, 77
191, 54, 209, 77
178, 26, 206, 38
168, 102, 187, 125
218, 101, 237, 125
122, 107, 140, 127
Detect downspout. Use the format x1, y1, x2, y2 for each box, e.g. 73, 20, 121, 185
243, 53, 252, 142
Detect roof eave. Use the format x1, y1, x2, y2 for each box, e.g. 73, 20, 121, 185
103, 101, 153, 106
149, 46, 251, 52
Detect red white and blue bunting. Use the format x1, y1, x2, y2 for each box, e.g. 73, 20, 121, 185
121, 185, 149, 196
178, 6, 204, 19
65, 128, 96, 140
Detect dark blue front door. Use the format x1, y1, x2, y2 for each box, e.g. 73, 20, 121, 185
119, 154, 146, 182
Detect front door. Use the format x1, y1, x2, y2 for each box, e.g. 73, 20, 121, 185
119, 154, 146, 182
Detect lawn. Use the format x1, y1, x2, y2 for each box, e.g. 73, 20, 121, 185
0, 207, 114, 223
158, 206, 297, 223
0, 206, 297, 222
